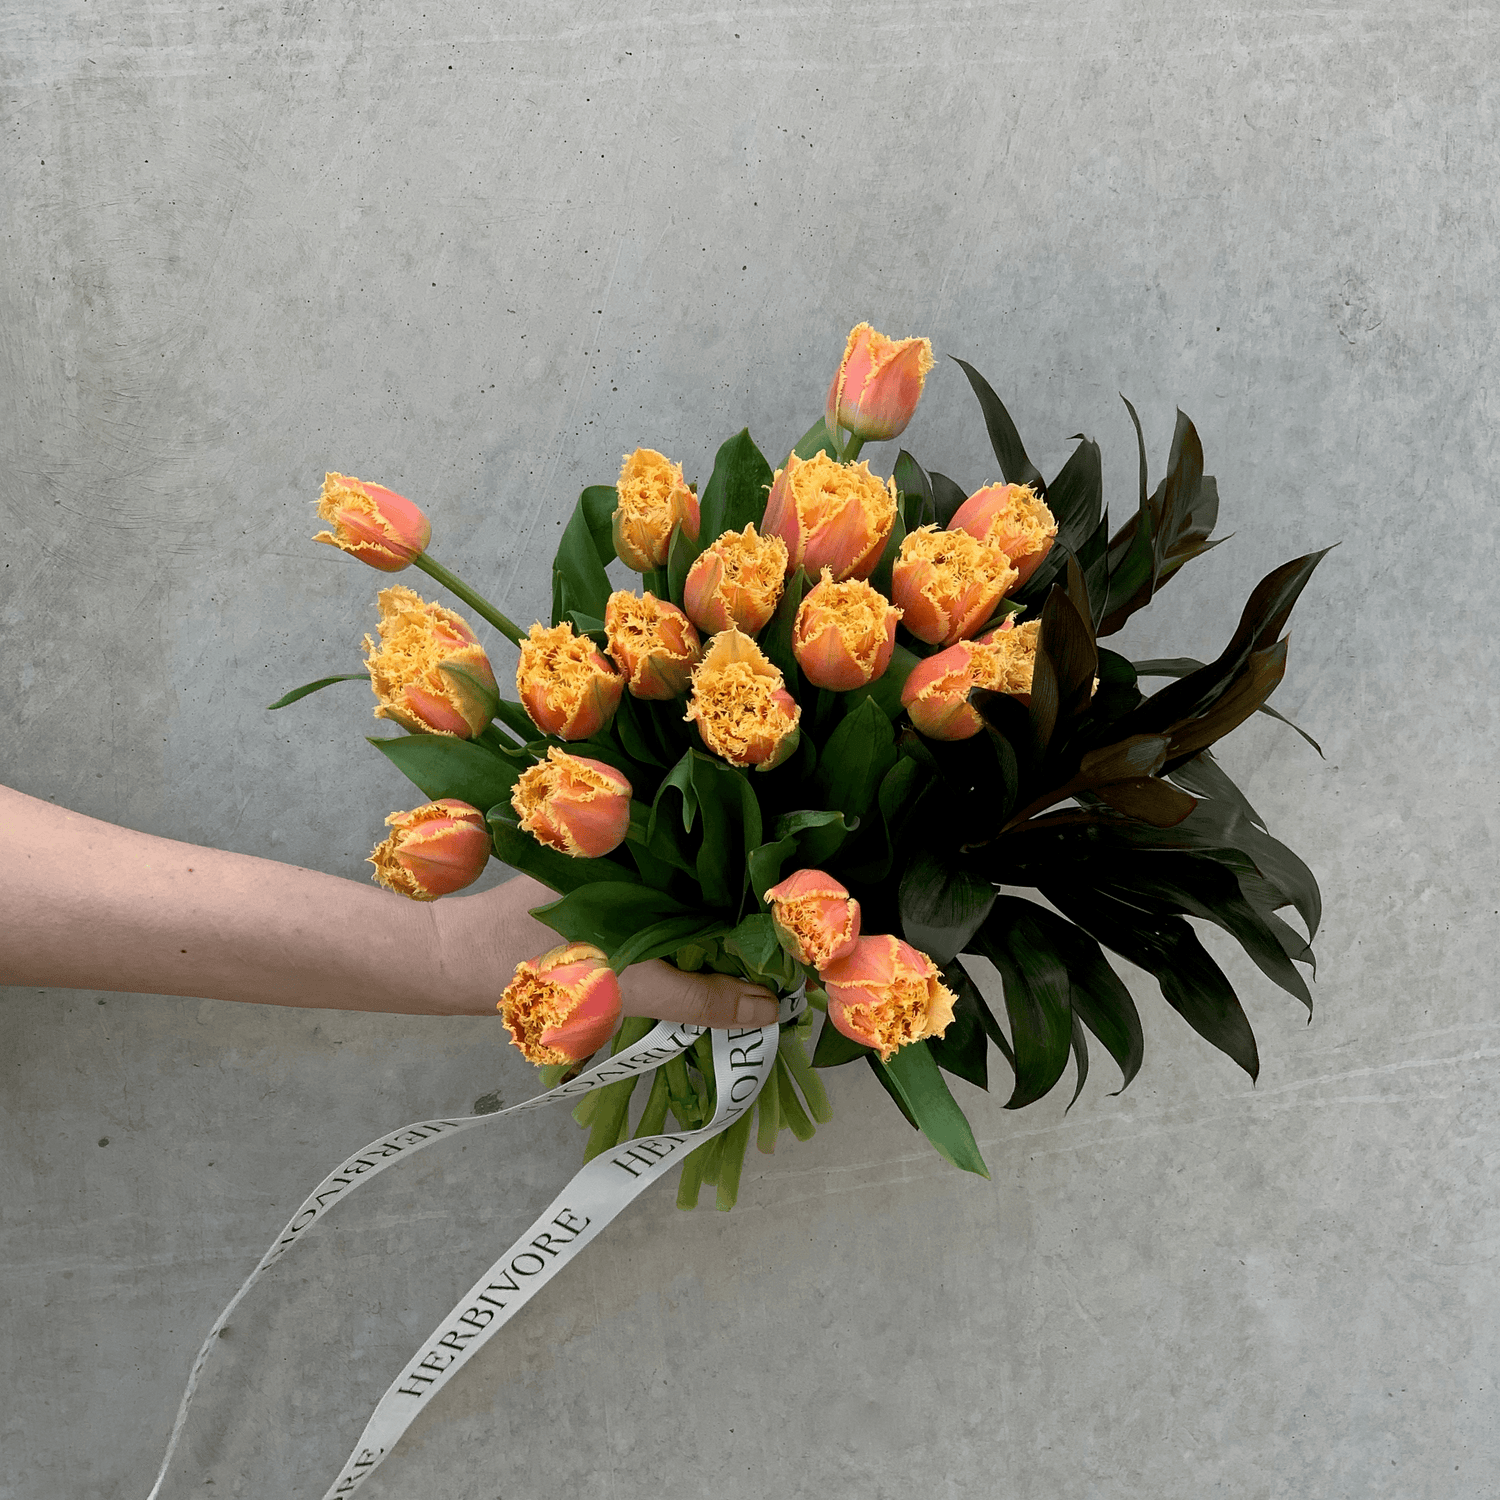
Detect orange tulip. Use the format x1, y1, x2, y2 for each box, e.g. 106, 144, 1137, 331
764, 868, 861, 968
500, 943, 623, 1066
825, 323, 936, 444
948, 482, 1058, 590
899, 619, 1041, 740
684, 628, 801, 770
819, 935, 956, 1063
890, 526, 1018, 647
791, 570, 901, 691
510, 748, 632, 858
682, 524, 788, 636
516, 621, 625, 740
761, 452, 897, 583
613, 448, 701, 571
604, 590, 701, 700
314, 472, 431, 572
368, 799, 490, 900
364, 585, 500, 738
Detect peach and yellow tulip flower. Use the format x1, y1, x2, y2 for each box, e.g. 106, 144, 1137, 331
612, 448, 701, 571
791, 570, 901, 691
762, 452, 897, 583
684, 628, 801, 770
510, 748, 632, 859
682, 524, 788, 636
899, 618, 1041, 740
368, 798, 490, 900
765, 868, 861, 969
819, 934, 956, 1062
314, 472, 431, 572
604, 591, 702, 700
364, 585, 500, 738
948, 482, 1058, 590
825, 323, 935, 445
500, 943, 623, 1066
517, 621, 625, 740
890, 525, 1019, 647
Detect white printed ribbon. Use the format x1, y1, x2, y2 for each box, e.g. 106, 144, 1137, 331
146, 992, 802, 1500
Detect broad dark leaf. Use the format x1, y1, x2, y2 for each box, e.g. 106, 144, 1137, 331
929, 470, 970, 525
898, 848, 997, 967
1168, 749, 1266, 831
1046, 436, 1104, 553
1135, 656, 1324, 754
973, 898, 1074, 1109
1042, 884, 1260, 1081
1093, 776, 1199, 826
1066, 1013, 1090, 1110
370, 733, 522, 810
946, 957, 1015, 1068
893, 449, 936, 528
927, 968, 990, 1090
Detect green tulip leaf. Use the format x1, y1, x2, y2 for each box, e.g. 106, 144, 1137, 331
893, 449, 935, 528
267, 673, 366, 710
487, 806, 641, 894
881, 1041, 990, 1177
698, 428, 775, 544
812, 1014, 870, 1069
813, 696, 897, 825
928, 470, 969, 526
369, 733, 523, 810
791, 416, 840, 461
532, 881, 695, 955
552, 485, 617, 625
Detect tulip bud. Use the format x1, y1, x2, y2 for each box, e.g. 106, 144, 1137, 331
819, 935, 957, 1063
510, 747, 632, 858
765, 868, 861, 968
516, 621, 625, 740
825, 323, 936, 444
791, 569, 901, 691
899, 619, 1041, 740
368, 798, 490, 901
762, 452, 897, 583
682, 524, 788, 636
314, 472, 432, 572
500, 942, 623, 1066
890, 525, 1019, 646
684, 628, 801, 770
364, 585, 500, 738
613, 448, 701, 572
603, 591, 701, 700
948, 482, 1058, 590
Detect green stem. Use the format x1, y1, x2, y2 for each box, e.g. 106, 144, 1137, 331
676, 1138, 711, 1210
580, 1016, 654, 1162
634, 1068, 671, 1138
776, 1056, 816, 1141
756, 1072, 781, 1154
842, 434, 866, 464
779, 1027, 834, 1123
715, 1108, 754, 1211
412, 552, 526, 646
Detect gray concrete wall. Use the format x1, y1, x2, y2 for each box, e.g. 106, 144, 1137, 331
3, 3, 1496, 1496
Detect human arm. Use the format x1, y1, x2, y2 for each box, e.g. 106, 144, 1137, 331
0, 784, 777, 1027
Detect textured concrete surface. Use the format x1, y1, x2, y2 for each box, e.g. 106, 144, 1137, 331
3, 3, 1498, 1496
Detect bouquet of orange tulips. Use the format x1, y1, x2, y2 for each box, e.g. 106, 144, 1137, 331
283, 323, 1327, 1207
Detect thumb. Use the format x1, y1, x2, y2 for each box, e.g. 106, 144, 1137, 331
619, 959, 778, 1029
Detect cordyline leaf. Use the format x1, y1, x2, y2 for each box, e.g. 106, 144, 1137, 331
1047, 436, 1104, 555
926, 966, 990, 1091
1041, 883, 1260, 1081
881, 1042, 990, 1177
951, 358, 1046, 492
928, 470, 969, 525
370, 733, 522, 811
1166, 640, 1287, 763
1030, 582, 1097, 752
898, 848, 996, 967
267, 673, 365, 710
1136, 657, 1324, 755
1093, 777, 1199, 826
945, 957, 1015, 1068
1168, 748, 1266, 830
1066, 1013, 1090, 1110
972, 899, 1074, 1109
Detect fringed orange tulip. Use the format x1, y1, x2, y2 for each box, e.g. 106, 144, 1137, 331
819, 935, 956, 1063
368, 799, 490, 900
791, 570, 901, 691
948, 482, 1058, 590
516, 621, 625, 740
899, 619, 1041, 740
511, 748, 632, 858
825, 323, 935, 445
315, 472, 431, 572
682, 524, 788, 636
762, 452, 897, 583
364, 586, 500, 738
684, 628, 801, 770
765, 868, 861, 968
613, 448, 700, 571
890, 526, 1018, 647
604, 591, 701, 700
500, 943, 623, 1066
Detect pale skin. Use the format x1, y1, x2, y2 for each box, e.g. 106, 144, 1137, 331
0, 784, 778, 1029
